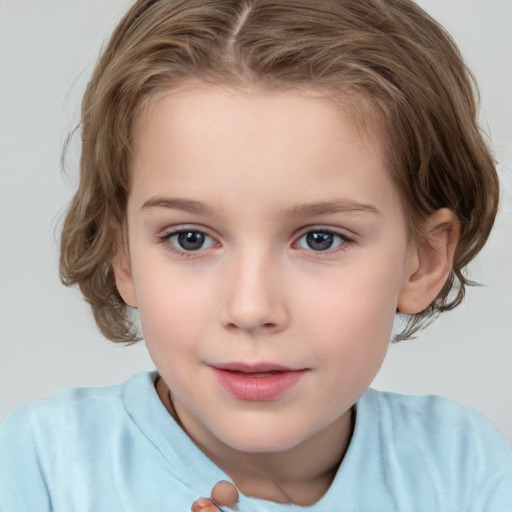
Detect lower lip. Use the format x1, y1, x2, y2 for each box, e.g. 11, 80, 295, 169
211, 368, 307, 401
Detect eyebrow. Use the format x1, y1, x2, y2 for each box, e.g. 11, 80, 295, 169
141, 196, 380, 217
141, 197, 217, 215
283, 200, 380, 217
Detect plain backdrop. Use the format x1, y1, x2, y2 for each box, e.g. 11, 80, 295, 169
1, 0, 511, 443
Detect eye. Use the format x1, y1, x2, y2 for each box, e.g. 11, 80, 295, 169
165, 229, 216, 252
296, 230, 349, 251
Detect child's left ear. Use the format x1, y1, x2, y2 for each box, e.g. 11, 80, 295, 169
398, 208, 459, 314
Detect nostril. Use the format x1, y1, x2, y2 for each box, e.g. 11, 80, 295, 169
224, 321, 279, 333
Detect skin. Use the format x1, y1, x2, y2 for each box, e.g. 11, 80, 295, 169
191, 480, 238, 512
114, 85, 458, 506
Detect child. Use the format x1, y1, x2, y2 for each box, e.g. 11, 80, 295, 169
1, 0, 511, 510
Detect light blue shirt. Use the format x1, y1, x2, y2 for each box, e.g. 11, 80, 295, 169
1, 372, 511, 511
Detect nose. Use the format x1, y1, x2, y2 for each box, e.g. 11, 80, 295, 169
218, 248, 289, 335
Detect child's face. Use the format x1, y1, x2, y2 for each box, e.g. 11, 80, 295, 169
116, 85, 419, 453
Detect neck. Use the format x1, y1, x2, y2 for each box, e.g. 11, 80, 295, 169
156, 378, 355, 506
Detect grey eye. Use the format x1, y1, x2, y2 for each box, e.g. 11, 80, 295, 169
169, 230, 215, 251
297, 231, 346, 251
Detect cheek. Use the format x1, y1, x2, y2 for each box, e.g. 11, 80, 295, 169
134, 270, 212, 352
296, 262, 402, 359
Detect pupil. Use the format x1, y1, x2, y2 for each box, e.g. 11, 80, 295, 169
177, 231, 204, 250
306, 232, 333, 251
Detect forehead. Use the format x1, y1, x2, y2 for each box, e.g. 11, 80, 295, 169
129, 85, 399, 221
135, 84, 383, 146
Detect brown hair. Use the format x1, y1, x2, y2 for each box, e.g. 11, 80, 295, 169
60, 0, 499, 343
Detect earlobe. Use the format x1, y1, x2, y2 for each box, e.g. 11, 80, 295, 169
398, 208, 459, 315
112, 226, 138, 308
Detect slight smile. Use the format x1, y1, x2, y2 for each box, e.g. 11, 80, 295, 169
209, 362, 310, 401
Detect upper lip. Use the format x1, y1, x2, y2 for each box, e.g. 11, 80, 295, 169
209, 362, 305, 373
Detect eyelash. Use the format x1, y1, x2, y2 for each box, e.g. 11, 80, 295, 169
294, 229, 352, 254
159, 228, 217, 258
158, 227, 353, 258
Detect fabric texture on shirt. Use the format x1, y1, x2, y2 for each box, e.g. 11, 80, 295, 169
1, 371, 511, 512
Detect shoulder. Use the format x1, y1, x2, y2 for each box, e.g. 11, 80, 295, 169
0, 372, 157, 511
363, 388, 509, 448
3, 376, 125, 432
0, 371, 155, 456
357, 389, 512, 510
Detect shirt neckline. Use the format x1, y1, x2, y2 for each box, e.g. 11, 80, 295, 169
121, 371, 377, 511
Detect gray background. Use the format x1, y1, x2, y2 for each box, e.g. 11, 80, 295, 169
1, 0, 511, 443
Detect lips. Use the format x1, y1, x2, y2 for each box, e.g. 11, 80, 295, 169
209, 362, 308, 401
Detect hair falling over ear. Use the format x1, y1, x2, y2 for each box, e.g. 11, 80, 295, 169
60, 0, 499, 343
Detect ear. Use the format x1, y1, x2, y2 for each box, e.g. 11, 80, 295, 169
398, 208, 459, 314
112, 225, 138, 308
